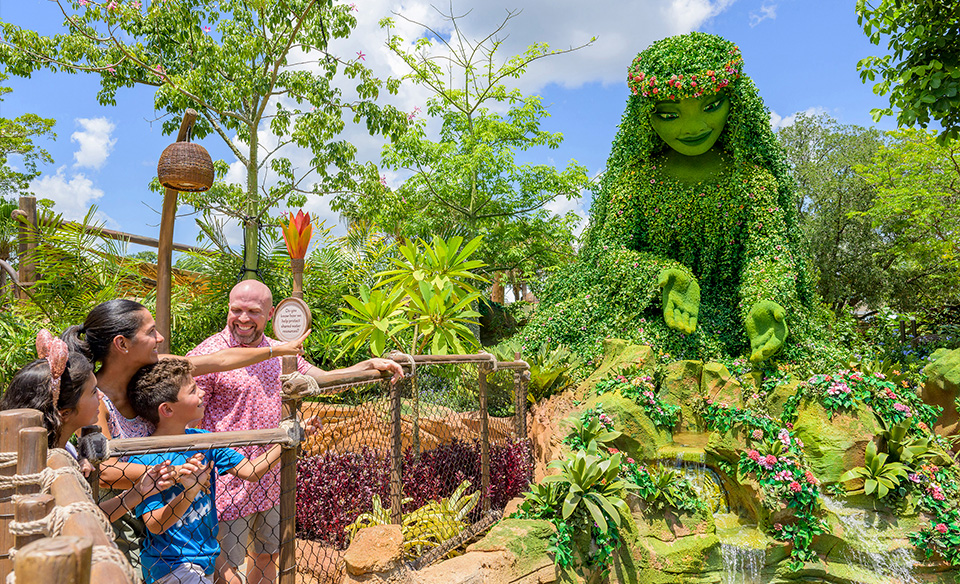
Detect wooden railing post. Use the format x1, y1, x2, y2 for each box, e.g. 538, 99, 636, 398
14, 494, 55, 551
156, 109, 198, 355
478, 363, 491, 515
0, 409, 43, 580
279, 365, 299, 584
79, 426, 101, 503
14, 536, 93, 584
390, 378, 403, 525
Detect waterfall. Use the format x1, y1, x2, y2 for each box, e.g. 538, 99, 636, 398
821, 496, 917, 584
720, 541, 765, 584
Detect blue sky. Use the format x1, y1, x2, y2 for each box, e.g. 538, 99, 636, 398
0, 0, 896, 255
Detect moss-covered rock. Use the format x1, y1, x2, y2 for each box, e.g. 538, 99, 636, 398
922, 347, 960, 444
764, 378, 801, 421
662, 360, 704, 432
583, 339, 657, 391
793, 398, 880, 485
468, 518, 557, 579
700, 362, 743, 410
589, 393, 673, 462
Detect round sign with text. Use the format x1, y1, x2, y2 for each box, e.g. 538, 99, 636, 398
273, 297, 312, 342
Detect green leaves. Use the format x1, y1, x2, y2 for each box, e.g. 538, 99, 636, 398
335, 235, 485, 356
543, 442, 632, 533
839, 440, 909, 499
855, 0, 960, 144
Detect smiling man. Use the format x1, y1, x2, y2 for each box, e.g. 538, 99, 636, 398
187, 280, 402, 584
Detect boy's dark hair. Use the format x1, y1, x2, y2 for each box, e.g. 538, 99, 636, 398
129, 358, 195, 424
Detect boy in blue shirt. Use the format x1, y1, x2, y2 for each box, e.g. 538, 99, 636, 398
127, 359, 302, 584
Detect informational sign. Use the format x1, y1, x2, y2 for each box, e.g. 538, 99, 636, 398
273, 297, 312, 342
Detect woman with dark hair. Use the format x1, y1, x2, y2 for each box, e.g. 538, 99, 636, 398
0, 330, 177, 523
62, 298, 307, 449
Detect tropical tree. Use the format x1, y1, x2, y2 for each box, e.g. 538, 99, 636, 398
777, 113, 886, 311
331, 8, 591, 281
856, 128, 960, 311
0, 0, 407, 279
856, 0, 960, 144
0, 71, 56, 198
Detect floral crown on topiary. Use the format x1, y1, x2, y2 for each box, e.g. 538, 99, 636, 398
627, 32, 744, 100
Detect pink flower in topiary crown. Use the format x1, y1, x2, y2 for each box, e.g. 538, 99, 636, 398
936, 523, 949, 534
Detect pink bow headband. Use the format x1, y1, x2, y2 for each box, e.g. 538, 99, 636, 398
36, 329, 68, 408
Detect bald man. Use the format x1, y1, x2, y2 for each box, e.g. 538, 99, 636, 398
187, 280, 402, 584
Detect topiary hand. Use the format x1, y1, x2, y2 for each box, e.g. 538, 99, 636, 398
658, 268, 700, 335
746, 300, 788, 363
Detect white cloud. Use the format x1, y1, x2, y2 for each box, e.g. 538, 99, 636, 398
29, 166, 118, 227
71, 117, 117, 170
770, 106, 829, 130
749, 3, 777, 27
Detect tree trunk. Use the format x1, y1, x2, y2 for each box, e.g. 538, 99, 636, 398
242, 123, 260, 281
490, 272, 504, 303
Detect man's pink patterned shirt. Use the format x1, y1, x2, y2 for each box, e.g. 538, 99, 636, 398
188, 328, 310, 521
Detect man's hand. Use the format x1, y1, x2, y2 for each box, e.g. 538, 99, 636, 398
366, 358, 405, 384
303, 415, 322, 438
746, 300, 789, 363
658, 268, 700, 335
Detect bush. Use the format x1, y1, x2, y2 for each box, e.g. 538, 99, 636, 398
296, 439, 532, 547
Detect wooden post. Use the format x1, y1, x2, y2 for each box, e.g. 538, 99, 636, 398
478, 364, 490, 515
0, 409, 43, 580
14, 494, 55, 550
16, 196, 37, 300
47, 451, 131, 584
514, 352, 527, 441
14, 536, 93, 584
390, 378, 403, 525
911, 318, 918, 345
156, 109, 198, 355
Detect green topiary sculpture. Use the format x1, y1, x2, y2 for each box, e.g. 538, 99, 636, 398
523, 32, 816, 364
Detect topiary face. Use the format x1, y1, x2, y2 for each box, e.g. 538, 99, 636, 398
649, 91, 730, 157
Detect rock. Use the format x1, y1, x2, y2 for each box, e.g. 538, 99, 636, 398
583, 340, 657, 389
701, 362, 743, 409
922, 347, 960, 444
591, 393, 673, 462
411, 549, 514, 584
662, 359, 704, 432
793, 398, 880, 484
764, 378, 801, 421
527, 389, 579, 482
466, 519, 557, 583
343, 525, 405, 578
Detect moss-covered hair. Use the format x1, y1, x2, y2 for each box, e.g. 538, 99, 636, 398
585, 32, 799, 255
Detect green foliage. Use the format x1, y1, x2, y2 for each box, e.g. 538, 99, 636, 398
623, 462, 703, 513
336, 236, 485, 357
345, 480, 480, 560
542, 440, 633, 535
879, 418, 938, 467
856, 129, 960, 312
839, 440, 909, 499
524, 32, 817, 366
594, 368, 680, 429
1, 0, 407, 274
562, 407, 621, 453
776, 114, 886, 312
490, 339, 580, 404
0, 72, 56, 198
856, 0, 960, 143
332, 9, 591, 276
0, 309, 44, 387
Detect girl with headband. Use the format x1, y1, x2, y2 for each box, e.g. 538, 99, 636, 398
0, 329, 179, 523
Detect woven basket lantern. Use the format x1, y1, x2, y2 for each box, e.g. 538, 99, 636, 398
157, 141, 214, 192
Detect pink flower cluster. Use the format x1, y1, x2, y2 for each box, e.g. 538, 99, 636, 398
774, 470, 792, 482
751, 429, 763, 440
928, 484, 946, 501
827, 381, 852, 396
778, 428, 791, 448
760, 454, 778, 470
893, 402, 912, 416
936, 523, 949, 534
747, 449, 761, 463
804, 470, 820, 486
789, 481, 802, 493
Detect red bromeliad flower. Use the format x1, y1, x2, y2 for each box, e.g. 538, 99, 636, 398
282, 210, 312, 259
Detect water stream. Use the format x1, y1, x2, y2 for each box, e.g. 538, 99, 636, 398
821, 496, 918, 584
